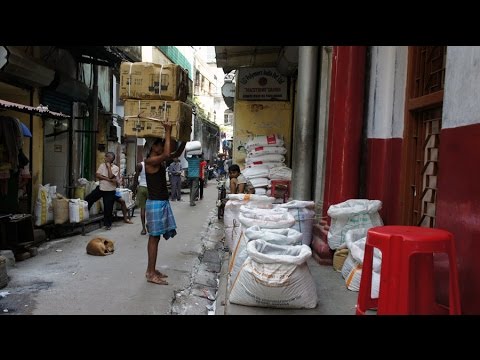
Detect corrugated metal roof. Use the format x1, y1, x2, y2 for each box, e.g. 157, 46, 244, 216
0, 99, 70, 119
59, 46, 138, 67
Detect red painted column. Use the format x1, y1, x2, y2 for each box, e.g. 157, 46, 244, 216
322, 46, 367, 217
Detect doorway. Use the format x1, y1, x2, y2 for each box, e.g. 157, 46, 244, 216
402, 46, 447, 227
43, 118, 70, 197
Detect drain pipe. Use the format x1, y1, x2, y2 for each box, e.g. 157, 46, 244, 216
291, 46, 318, 200
313, 46, 333, 212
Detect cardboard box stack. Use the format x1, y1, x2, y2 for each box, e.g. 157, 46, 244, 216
121, 62, 191, 142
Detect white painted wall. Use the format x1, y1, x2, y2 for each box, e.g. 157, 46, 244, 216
142, 46, 153, 62
443, 46, 480, 129
366, 46, 407, 139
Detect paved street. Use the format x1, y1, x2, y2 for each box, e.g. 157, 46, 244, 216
1, 182, 360, 315
0, 184, 224, 315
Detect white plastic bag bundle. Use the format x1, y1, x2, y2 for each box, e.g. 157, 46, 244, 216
278, 200, 316, 245
229, 226, 302, 287
69, 199, 89, 223
327, 199, 383, 250
185, 140, 202, 154
229, 240, 317, 309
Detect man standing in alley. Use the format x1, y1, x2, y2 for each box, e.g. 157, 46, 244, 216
167, 157, 183, 202
186, 153, 200, 206
85, 151, 119, 230
143, 126, 186, 285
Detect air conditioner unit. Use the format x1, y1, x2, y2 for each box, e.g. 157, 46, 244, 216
0, 46, 55, 88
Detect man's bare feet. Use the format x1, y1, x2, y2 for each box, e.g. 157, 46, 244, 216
124, 219, 133, 224
155, 270, 168, 278
141, 229, 147, 235
146, 273, 168, 285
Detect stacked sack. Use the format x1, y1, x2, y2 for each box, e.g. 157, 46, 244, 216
120, 62, 192, 142
340, 228, 382, 299
325, 199, 384, 298
227, 202, 318, 309
34, 182, 91, 226
242, 134, 291, 196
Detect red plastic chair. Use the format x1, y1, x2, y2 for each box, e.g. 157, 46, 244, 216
356, 225, 461, 315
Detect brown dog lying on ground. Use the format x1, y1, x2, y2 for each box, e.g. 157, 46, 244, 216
86, 237, 115, 256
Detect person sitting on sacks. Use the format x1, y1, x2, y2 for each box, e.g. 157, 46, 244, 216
228, 164, 255, 195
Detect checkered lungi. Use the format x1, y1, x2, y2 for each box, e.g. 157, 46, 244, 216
146, 199, 177, 239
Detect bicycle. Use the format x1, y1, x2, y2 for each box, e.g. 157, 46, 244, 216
216, 179, 226, 219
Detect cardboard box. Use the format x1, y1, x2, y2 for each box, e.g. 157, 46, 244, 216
123, 100, 192, 142
120, 62, 188, 101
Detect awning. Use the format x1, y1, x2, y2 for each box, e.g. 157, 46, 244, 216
59, 46, 141, 67
0, 46, 55, 88
215, 46, 283, 73
0, 99, 70, 119
214, 46, 298, 76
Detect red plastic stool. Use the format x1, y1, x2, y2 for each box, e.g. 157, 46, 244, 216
270, 180, 291, 202
356, 226, 461, 315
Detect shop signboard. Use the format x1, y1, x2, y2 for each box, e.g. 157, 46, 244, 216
237, 68, 288, 101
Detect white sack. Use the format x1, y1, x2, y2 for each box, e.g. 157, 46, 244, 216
68, 199, 89, 223
229, 240, 317, 309
245, 134, 284, 151
327, 199, 383, 250
278, 200, 316, 245
229, 226, 302, 287
223, 196, 274, 251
